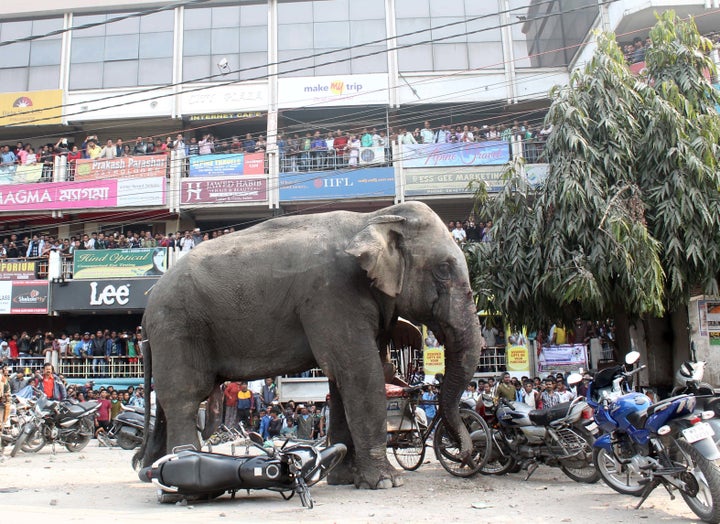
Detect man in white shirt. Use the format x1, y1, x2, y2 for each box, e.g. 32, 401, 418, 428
435, 125, 449, 143
179, 231, 195, 252
420, 121, 435, 144
399, 128, 417, 145
452, 223, 467, 244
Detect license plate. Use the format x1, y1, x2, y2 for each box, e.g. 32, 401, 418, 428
585, 422, 599, 434
683, 422, 715, 443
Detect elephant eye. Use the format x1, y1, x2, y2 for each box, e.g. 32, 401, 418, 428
433, 262, 452, 281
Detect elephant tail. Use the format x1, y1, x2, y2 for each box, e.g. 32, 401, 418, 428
132, 336, 167, 469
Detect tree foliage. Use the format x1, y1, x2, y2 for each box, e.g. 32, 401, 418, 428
467, 11, 720, 330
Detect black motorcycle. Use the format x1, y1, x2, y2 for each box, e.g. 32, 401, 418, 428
140, 431, 347, 508
99, 404, 154, 450
11, 391, 99, 456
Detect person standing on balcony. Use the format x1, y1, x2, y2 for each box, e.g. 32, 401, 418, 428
99, 139, 116, 159
91, 330, 107, 376
310, 131, 326, 169
25, 234, 44, 258
399, 128, 417, 145
420, 121, 435, 144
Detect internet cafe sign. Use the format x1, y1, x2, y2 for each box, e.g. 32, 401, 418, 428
51, 277, 159, 312
73, 248, 167, 279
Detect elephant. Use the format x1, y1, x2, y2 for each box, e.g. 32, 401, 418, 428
135, 201, 483, 489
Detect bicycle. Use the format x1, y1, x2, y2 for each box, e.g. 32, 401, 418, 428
386, 384, 491, 477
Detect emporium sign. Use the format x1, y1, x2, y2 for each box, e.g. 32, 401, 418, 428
188, 153, 265, 177
0, 281, 49, 314
74, 155, 167, 180
402, 142, 510, 168
0, 260, 37, 280
73, 248, 167, 279
181, 177, 267, 205
0, 178, 165, 212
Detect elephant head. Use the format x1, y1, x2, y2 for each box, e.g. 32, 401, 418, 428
346, 202, 483, 463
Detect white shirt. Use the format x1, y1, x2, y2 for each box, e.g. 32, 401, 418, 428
452, 227, 467, 242
180, 236, 195, 252
420, 128, 435, 144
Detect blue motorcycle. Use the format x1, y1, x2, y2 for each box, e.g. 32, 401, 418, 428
587, 351, 720, 523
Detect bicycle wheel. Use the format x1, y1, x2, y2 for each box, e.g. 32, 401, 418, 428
433, 408, 491, 478
391, 420, 426, 471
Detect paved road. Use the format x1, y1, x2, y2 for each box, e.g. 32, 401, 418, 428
0, 441, 703, 523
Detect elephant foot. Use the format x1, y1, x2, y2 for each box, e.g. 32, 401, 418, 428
327, 460, 355, 486
353, 452, 404, 490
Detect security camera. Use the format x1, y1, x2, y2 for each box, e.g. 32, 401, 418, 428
217, 58, 230, 74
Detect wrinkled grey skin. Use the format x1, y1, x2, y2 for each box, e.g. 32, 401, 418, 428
136, 201, 483, 489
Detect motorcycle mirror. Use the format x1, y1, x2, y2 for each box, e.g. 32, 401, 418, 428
248, 431, 264, 446
566, 372, 583, 386
625, 351, 641, 365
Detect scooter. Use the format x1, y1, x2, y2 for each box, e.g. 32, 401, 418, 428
139, 431, 347, 508
99, 404, 155, 450
0, 395, 35, 449
589, 351, 720, 524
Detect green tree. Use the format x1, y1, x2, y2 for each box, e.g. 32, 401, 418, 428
468, 12, 720, 384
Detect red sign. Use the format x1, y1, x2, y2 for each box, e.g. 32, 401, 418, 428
181, 177, 267, 205
243, 153, 265, 174
74, 155, 168, 180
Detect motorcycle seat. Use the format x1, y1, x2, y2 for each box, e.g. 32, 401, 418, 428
528, 402, 571, 426
63, 401, 98, 417
646, 394, 690, 418
160, 452, 243, 492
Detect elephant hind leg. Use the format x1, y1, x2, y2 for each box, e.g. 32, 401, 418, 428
138, 400, 168, 468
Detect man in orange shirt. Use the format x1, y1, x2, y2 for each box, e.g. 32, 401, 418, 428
223, 381, 241, 428
38, 363, 66, 400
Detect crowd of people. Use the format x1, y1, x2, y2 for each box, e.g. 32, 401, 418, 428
447, 217, 494, 245
219, 378, 330, 442
0, 225, 237, 261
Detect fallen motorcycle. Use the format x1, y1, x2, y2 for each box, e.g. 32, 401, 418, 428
483, 374, 599, 483
589, 351, 720, 524
0, 395, 35, 449
139, 431, 347, 508
11, 391, 99, 456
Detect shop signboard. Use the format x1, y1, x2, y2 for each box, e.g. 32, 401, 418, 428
358, 147, 385, 165
279, 74, 389, 108
402, 142, 510, 168
404, 167, 506, 195
51, 277, 159, 312
0, 89, 63, 126
188, 153, 265, 177
74, 155, 167, 180
0, 260, 37, 280
181, 177, 267, 205
0, 178, 165, 212
537, 344, 589, 372
0, 164, 44, 185
0, 281, 49, 314
279, 167, 395, 201
73, 248, 167, 279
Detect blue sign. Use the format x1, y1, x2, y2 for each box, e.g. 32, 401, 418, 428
403, 142, 510, 168
279, 167, 395, 201
189, 154, 245, 177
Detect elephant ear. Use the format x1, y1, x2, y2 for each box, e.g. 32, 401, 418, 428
345, 215, 406, 297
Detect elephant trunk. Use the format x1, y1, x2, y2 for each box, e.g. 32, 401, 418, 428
437, 301, 483, 466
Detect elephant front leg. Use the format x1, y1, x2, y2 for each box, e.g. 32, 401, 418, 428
326, 358, 404, 489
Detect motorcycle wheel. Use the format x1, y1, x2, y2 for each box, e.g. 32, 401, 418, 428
593, 447, 645, 496
675, 439, 720, 524
480, 430, 517, 475
433, 409, 491, 478
116, 428, 140, 450
20, 426, 47, 454
65, 418, 93, 453
559, 427, 600, 484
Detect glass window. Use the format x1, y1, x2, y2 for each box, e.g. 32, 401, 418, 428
278, 50, 314, 77
312, 0, 349, 23
32, 18, 63, 37
238, 52, 268, 81
430, 0, 465, 18
184, 30, 212, 56
212, 28, 240, 54
103, 61, 139, 88
182, 56, 211, 82
30, 40, 62, 67
279, 23, 314, 50
315, 48, 351, 75
3, 42, 31, 68
28, 66, 60, 91
140, 32, 174, 59
211, 6, 241, 29
70, 37, 105, 63
241, 5, 267, 26
466, 16, 502, 43
432, 17, 468, 45
314, 22, 350, 49
105, 35, 140, 61
71, 15, 107, 38
351, 46, 387, 74
432, 43, 468, 71
398, 46, 433, 72
278, 2, 314, 24
395, 0, 430, 18
184, 9, 211, 30
468, 42, 504, 69
69, 63, 103, 90
0, 68, 29, 92
105, 16, 140, 36
351, 20, 386, 46
138, 58, 173, 85
140, 11, 174, 32
349, 0, 385, 20
239, 26, 268, 54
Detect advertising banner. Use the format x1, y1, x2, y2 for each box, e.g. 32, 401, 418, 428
74, 155, 167, 180
0, 164, 44, 185
188, 153, 265, 177
279, 167, 394, 201
706, 302, 720, 346
0, 89, 63, 126
0, 260, 37, 280
73, 248, 167, 279
0, 281, 49, 314
402, 142, 510, 168
422, 326, 445, 380
0, 178, 165, 212
181, 177, 267, 205
359, 147, 386, 165
405, 167, 506, 196
537, 344, 588, 372
505, 327, 530, 374
51, 277, 160, 312
178, 84, 268, 115
279, 74, 389, 108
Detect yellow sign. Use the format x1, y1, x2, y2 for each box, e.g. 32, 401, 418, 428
505, 326, 531, 373
422, 325, 445, 375
0, 90, 63, 126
